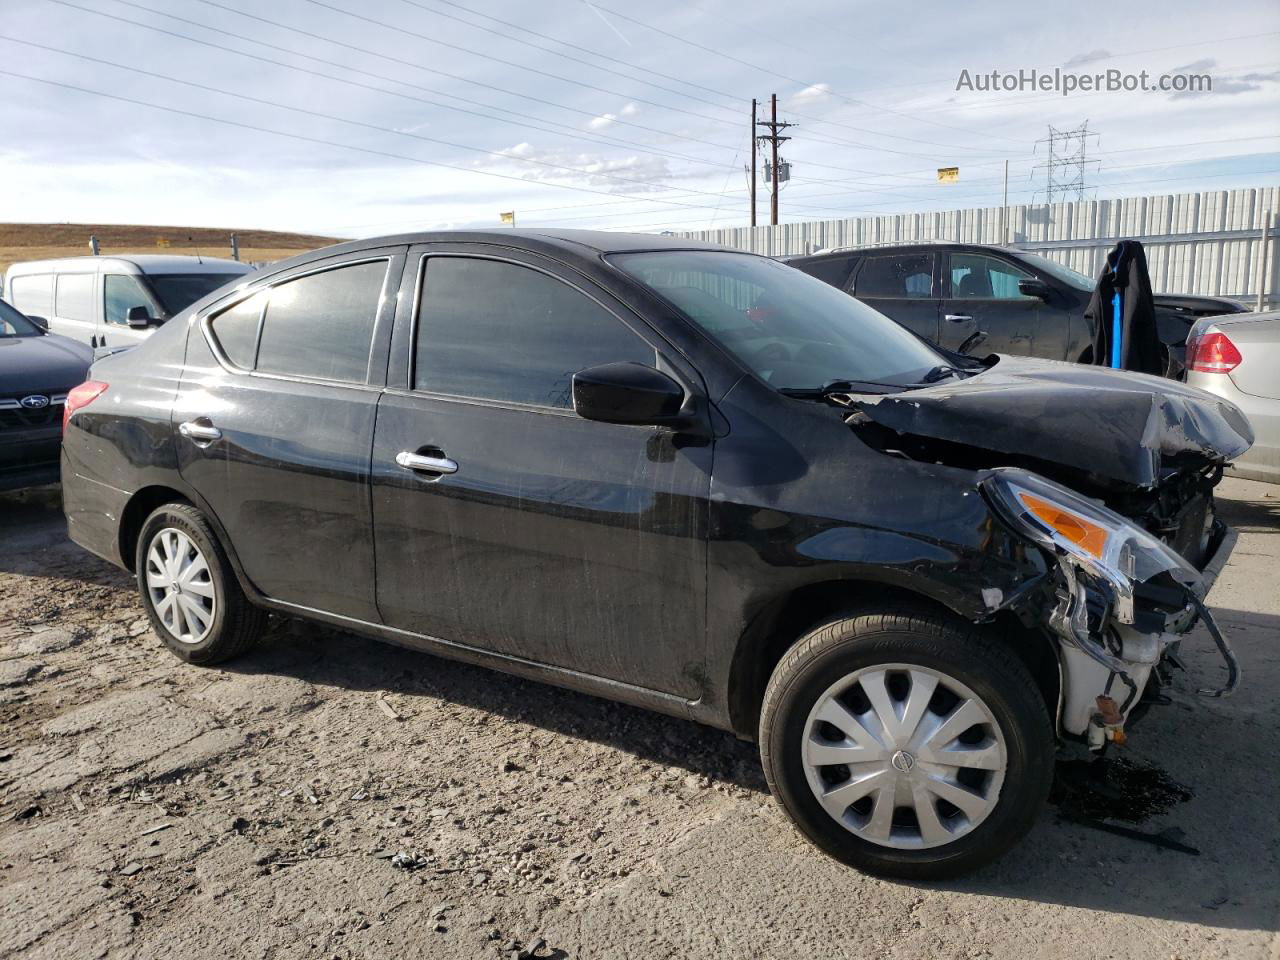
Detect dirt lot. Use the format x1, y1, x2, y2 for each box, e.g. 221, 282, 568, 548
1, 478, 1277, 960
0, 223, 337, 276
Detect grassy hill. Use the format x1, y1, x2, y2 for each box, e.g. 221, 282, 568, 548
0, 223, 341, 277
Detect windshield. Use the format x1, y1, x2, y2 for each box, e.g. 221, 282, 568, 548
1017, 252, 1095, 292
0, 299, 41, 337
611, 251, 945, 391
146, 273, 242, 315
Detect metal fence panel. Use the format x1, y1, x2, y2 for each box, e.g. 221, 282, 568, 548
674, 186, 1280, 309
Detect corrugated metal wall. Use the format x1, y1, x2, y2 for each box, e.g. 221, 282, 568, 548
676, 186, 1280, 308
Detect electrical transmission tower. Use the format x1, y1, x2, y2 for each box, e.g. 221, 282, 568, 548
1035, 122, 1099, 203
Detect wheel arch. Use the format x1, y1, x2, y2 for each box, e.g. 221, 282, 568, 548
724, 579, 1060, 741
117, 484, 254, 602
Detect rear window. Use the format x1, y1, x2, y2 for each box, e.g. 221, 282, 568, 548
855, 254, 934, 299
249, 261, 387, 383
148, 273, 245, 315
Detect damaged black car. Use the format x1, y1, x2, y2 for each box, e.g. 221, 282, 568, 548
59, 231, 1252, 879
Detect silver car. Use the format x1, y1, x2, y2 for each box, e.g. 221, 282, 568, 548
1185, 310, 1280, 483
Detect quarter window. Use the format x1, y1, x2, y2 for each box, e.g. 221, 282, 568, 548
855, 255, 934, 298
104, 274, 156, 326
254, 261, 388, 383
208, 292, 265, 369
55, 274, 95, 322
950, 254, 1034, 299
413, 257, 655, 409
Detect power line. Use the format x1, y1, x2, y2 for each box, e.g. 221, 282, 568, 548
0, 37, 749, 202
78, 0, 741, 153
292, 0, 742, 129
0, 69, 754, 216
80, 0, 995, 183
575, 0, 1030, 147
383, 0, 740, 112
17, 15, 741, 174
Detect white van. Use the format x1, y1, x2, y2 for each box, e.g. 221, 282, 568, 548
4, 255, 253, 348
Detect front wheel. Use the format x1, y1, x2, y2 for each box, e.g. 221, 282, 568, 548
759, 606, 1053, 880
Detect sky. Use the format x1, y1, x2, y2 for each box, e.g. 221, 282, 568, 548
1, 0, 1278, 240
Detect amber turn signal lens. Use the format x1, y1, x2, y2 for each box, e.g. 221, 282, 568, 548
1017, 491, 1110, 560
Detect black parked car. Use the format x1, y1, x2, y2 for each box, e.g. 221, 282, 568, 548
61, 231, 1251, 878
0, 298, 93, 492
788, 242, 1248, 376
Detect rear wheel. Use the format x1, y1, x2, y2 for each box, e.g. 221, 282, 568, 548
135, 503, 266, 665
759, 605, 1053, 879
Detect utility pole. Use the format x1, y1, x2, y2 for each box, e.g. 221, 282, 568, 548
749, 98, 757, 228
755, 94, 793, 226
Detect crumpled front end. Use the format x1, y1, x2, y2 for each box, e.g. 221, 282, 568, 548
982, 467, 1239, 748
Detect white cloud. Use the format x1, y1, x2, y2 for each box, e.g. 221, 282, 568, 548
792, 83, 832, 103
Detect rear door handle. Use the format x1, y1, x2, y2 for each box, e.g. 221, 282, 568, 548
945, 314, 974, 323
396, 450, 459, 475
179, 420, 223, 443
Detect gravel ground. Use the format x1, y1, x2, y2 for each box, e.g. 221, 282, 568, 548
1, 478, 1277, 960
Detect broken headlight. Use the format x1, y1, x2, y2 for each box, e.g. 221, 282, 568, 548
983, 467, 1200, 622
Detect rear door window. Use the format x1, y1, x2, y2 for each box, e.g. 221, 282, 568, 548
254, 260, 388, 383
54, 274, 95, 322
855, 254, 935, 298
413, 257, 655, 409
798, 256, 856, 290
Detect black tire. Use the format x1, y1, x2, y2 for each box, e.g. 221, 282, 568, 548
135, 502, 267, 665
759, 604, 1053, 880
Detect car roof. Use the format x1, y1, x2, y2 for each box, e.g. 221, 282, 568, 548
5, 255, 251, 276
793, 242, 1026, 262
256, 228, 742, 275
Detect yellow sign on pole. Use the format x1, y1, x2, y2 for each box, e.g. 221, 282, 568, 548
937, 167, 959, 183
156, 237, 170, 247
499, 211, 516, 225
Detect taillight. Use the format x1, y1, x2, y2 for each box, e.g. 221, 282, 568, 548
63, 381, 109, 432
1186, 331, 1242, 374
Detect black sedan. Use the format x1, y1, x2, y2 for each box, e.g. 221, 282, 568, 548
60, 230, 1250, 878
0, 298, 93, 491
787, 242, 1248, 376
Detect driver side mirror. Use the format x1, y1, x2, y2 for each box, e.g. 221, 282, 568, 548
27, 315, 48, 331
572, 362, 688, 427
126, 305, 162, 329
1018, 278, 1051, 301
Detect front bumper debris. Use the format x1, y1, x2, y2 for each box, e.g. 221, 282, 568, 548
1050, 521, 1239, 745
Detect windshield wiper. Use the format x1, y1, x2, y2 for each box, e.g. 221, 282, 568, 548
912, 364, 968, 385
779, 378, 905, 398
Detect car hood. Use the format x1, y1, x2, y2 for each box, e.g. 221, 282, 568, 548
0, 333, 94, 394
843, 355, 1254, 489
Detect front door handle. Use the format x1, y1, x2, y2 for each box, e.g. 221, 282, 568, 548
179, 419, 223, 443
944, 313, 974, 323
396, 450, 459, 475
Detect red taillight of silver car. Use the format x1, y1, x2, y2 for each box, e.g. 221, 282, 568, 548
63, 381, 109, 432
1185, 331, 1243, 374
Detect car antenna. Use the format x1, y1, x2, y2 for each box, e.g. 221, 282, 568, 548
187, 236, 203, 264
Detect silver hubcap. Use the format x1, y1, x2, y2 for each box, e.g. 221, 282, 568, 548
802, 664, 1007, 849
145, 528, 216, 644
